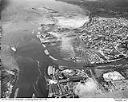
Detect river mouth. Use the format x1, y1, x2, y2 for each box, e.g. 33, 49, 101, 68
1, 0, 128, 98
1, 0, 88, 67
1, 0, 89, 98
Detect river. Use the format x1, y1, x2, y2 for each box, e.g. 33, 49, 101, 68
2, 0, 88, 97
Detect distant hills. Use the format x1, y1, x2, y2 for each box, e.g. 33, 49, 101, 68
56, 0, 128, 19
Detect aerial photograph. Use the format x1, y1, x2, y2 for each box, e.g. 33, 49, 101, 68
1, 0, 128, 98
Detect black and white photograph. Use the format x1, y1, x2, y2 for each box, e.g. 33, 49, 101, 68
1, 0, 128, 99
